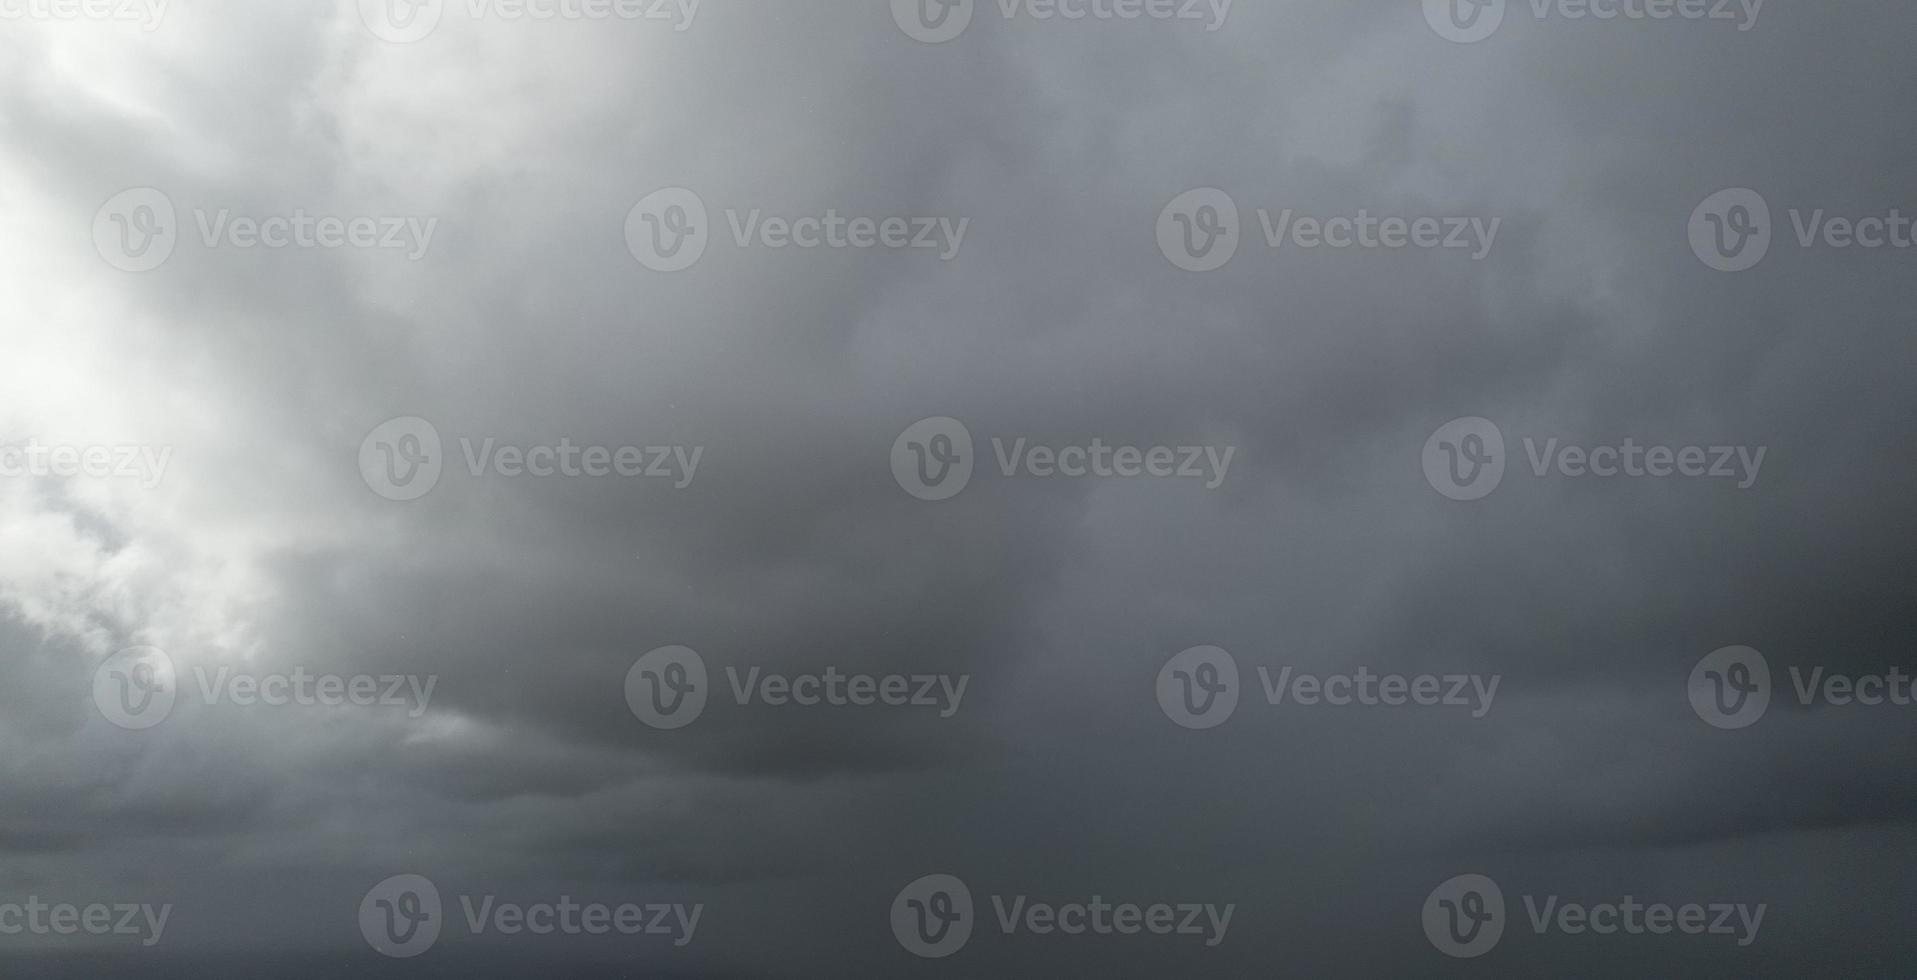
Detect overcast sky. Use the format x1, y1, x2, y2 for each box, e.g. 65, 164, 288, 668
2, 0, 1915, 975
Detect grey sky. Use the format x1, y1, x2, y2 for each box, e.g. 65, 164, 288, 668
1, 0, 1914, 975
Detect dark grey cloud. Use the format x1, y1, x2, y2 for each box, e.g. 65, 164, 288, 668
1, 0, 1914, 975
